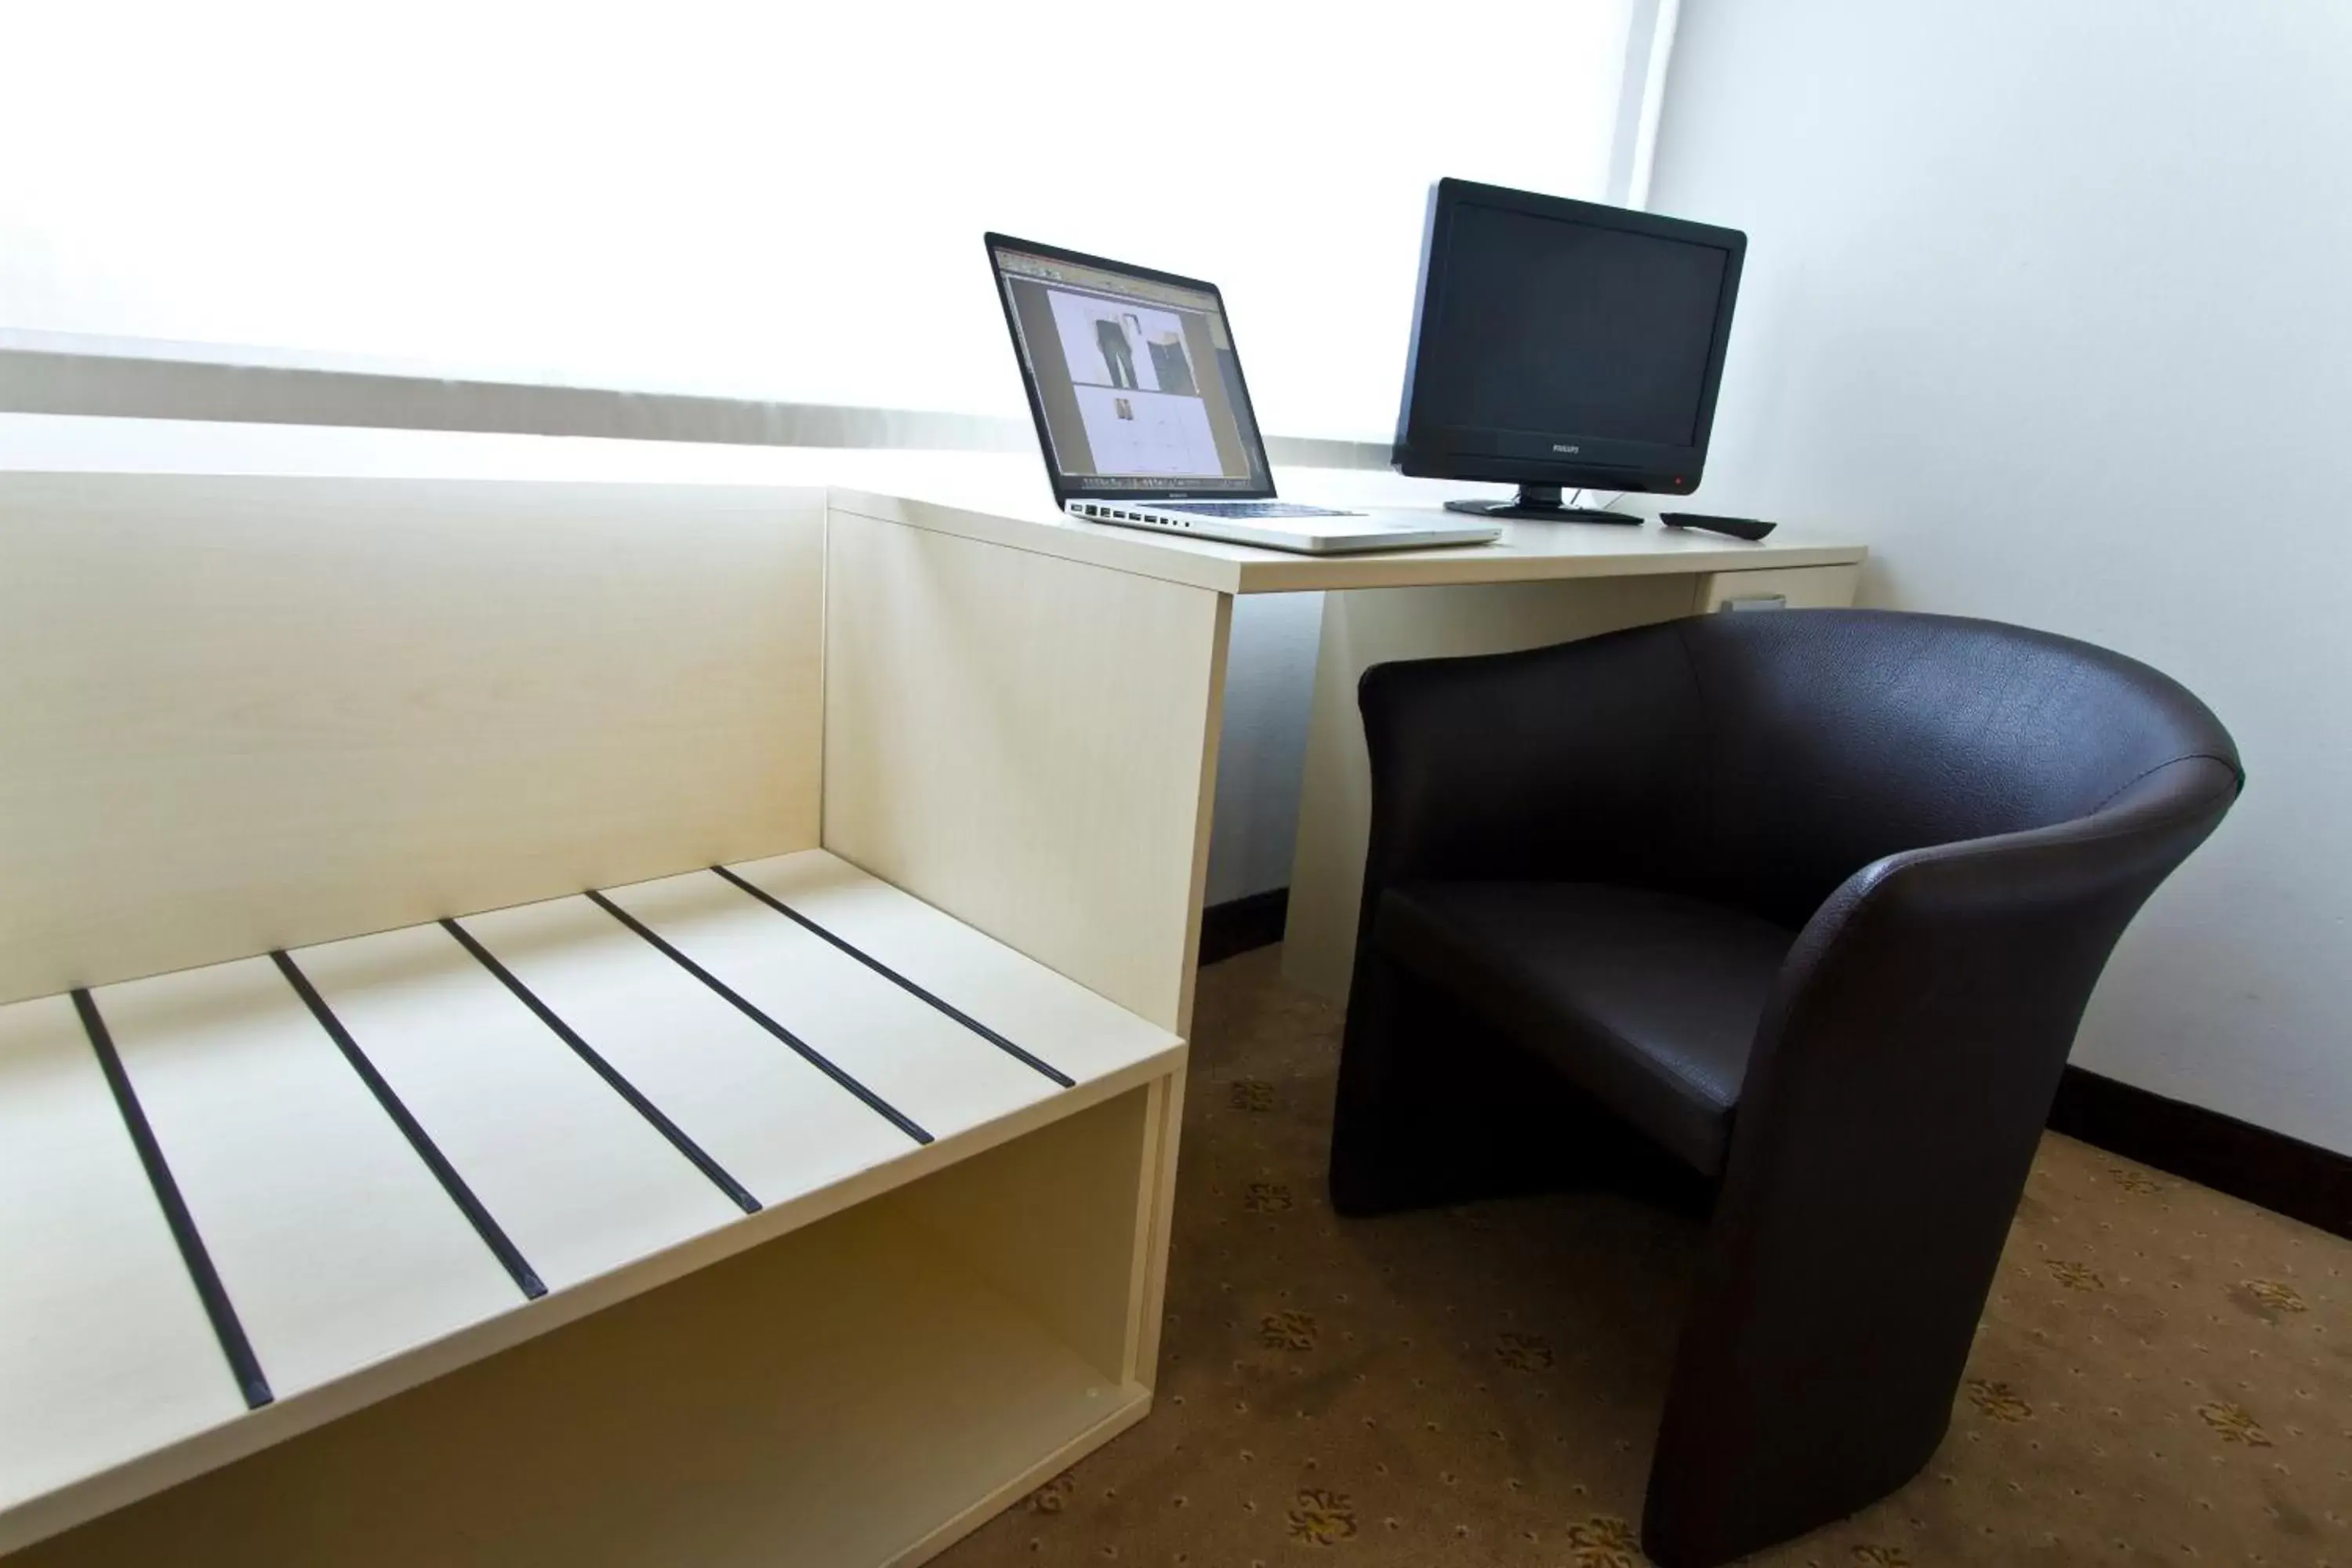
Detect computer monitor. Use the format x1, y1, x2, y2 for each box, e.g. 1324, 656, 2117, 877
1393, 179, 1747, 522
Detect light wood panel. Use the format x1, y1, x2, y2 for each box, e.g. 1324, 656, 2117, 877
827, 483, 1869, 594
601, 869, 1065, 1138
13, 1185, 1154, 1568
722, 851, 1181, 1088
897, 1083, 1155, 1386
1283, 573, 1724, 1004
0, 849, 1183, 1556
455, 892, 920, 1208
93, 957, 525, 1394
0, 474, 826, 1007
0, 996, 243, 1528
822, 509, 1232, 1035
290, 920, 750, 1292
721, 855, 1194, 1390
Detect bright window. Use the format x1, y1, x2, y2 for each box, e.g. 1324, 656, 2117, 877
0, 1, 1635, 440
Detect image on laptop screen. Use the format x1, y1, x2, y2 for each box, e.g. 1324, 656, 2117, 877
990, 242, 1272, 496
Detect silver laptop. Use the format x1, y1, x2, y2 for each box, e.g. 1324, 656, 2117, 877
986, 234, 1501, 555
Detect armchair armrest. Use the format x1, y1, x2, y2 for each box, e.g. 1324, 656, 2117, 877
1642, 753, 2242, 1563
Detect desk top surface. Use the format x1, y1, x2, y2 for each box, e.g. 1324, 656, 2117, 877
816, 452, 1867, 594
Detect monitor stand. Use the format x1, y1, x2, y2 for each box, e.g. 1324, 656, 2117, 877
1443, 484, 1639, 524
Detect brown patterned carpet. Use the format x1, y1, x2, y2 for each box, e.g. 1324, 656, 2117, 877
938, 946, 2352, 1568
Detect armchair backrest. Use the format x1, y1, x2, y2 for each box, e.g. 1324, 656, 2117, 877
1675, 610, 2242, 927
1356, 608, 2241, 936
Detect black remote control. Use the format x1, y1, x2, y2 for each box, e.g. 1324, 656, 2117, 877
1659, 512, 1777, 542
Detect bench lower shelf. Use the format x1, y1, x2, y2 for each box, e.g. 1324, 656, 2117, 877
16, 1102, 1156, 1566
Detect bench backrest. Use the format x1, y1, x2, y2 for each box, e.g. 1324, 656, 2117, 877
0, 473, 826, 1005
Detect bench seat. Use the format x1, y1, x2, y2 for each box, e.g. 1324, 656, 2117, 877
0, 848, 1182, 1555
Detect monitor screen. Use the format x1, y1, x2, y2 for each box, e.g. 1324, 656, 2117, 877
1431, 203, 1731, 446
990, 242, 1272, 497
1395, 181, 1746, 492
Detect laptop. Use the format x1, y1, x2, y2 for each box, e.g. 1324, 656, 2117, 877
985, 234, 1501, 555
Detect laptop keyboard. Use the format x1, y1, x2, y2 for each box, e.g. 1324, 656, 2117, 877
1147, 501, 1364, 519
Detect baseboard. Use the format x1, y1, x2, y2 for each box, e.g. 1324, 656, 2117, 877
2049, 1066, 2352, 1240
1197, 887, 1290, 967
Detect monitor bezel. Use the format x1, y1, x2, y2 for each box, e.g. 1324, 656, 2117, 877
985, 232, 1279, 506
1392, 179, 1748, 496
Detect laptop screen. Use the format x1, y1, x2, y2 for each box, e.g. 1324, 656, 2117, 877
989, 238, 1274, 500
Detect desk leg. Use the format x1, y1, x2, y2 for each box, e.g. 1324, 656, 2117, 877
1281, 566, 1859, 1005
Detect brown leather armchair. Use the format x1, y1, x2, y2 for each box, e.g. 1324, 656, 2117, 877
1328, 608, 2242, 1566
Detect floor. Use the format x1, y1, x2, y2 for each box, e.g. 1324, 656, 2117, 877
938, 946, 2352, 1567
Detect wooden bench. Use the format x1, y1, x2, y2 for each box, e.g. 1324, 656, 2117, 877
0, 474, 1209, 1565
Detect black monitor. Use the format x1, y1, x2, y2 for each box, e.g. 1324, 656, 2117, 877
1393, 179, 1747, 523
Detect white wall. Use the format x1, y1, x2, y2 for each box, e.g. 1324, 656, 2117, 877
1650, 1, 2352, 1151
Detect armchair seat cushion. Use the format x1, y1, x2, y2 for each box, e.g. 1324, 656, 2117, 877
1375, 882, 1798, 1175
